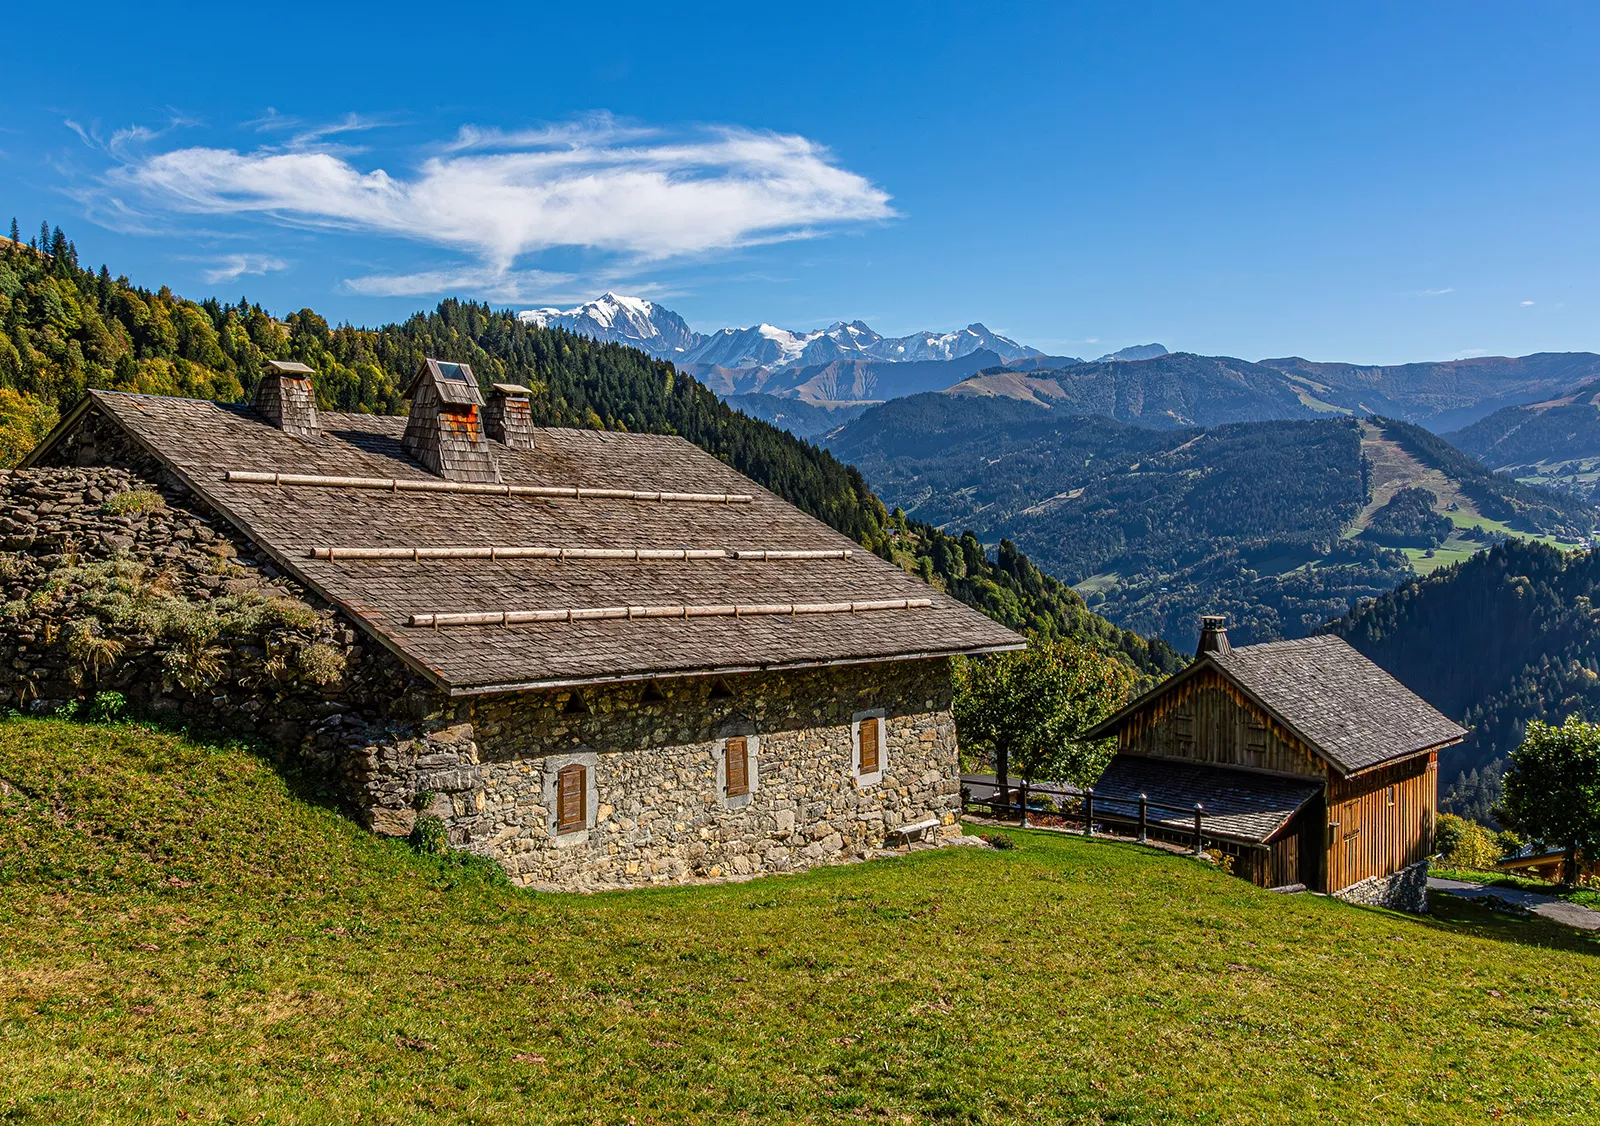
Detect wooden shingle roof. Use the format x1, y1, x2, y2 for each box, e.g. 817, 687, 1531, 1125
48, 391, 1021, 694
1208, 635, 1465, 774
1092, 755, 1323, 844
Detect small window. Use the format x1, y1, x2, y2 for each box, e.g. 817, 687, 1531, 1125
556, 764, 586, 833
859, 717, 880, 775
725, 736, 750, 797
853, 709, 886, 787
1387, 785, 1397, 807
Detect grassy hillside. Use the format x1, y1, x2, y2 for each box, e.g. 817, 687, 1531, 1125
0, 223, 1179, 678
4, 719, 1600, 1123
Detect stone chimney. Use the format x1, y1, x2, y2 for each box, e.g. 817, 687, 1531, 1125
253, 360, 319, 439
486, 383, 535, 450
1196, 615, 1231, 658
402, 359, 498, 483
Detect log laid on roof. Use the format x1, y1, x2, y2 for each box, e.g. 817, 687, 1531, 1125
409, 598, 932, 629
307, 545, 852, 562
224, 469, 753, 504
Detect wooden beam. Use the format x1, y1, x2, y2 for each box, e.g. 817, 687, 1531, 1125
408, 598, 933, 628
224, 469, 753, 504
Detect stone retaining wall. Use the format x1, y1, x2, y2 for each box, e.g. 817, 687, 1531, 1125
1332, 858, 1429, 913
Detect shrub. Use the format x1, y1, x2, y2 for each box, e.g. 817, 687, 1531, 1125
88, 690, 126, 720
409, 815, 448, 855
979, 833, 1016, 850
100, 489, 165, 516
64, 619, 125, 685
295, 642, 346, 687
1435, 813, 1503, 870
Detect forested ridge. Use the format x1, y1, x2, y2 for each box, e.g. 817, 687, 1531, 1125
1329, 538, 1600, 820
0, 221, 1181, 678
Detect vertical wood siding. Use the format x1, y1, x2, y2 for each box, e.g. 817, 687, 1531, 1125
1324, 753, 1436, 892
1117, 668, 1325, 778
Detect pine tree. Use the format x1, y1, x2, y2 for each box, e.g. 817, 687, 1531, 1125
7, 218, 17, 252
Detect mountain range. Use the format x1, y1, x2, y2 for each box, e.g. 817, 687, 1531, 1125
519, 293, 1045, 370
1444, 380, 1600, 501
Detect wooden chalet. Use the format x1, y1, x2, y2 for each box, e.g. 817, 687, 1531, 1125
1086, 617, 1466, 908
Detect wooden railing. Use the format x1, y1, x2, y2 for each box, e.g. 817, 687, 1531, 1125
962, 777, 1217, 857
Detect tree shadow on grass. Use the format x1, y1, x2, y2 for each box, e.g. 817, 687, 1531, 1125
1403, 890, 1600, 958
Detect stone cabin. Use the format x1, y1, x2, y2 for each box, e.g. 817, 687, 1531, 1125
20, 360, 1022, 889
1085, 617, 1465, 911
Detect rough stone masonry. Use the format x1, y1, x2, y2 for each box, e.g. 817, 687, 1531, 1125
0, 460, 963, 890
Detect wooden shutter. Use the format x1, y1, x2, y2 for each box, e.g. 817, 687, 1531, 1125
859, 717, 880, 775
556, 764, 585, 833
725, 737, 749, 797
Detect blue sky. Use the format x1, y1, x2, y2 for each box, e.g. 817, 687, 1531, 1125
5, 1, 1598, 363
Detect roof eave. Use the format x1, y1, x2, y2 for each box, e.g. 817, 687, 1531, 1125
442, 641, 1028, 697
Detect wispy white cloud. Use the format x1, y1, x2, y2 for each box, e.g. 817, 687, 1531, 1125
244, 110, 407, 153
1417, 287, 1454, 297
1521, 299, 1535, 306
91, 116, 896, 298
201, 253, 289, 284
1455, 348, 1489, 358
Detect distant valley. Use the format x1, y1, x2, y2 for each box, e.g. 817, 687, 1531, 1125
825, 395, 1594, 649
1446, 380, 1600, 500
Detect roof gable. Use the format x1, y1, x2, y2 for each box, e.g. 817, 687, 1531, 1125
1091, 634, 1465, 775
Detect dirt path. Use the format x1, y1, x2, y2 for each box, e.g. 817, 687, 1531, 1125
1429, 876, 1600, 930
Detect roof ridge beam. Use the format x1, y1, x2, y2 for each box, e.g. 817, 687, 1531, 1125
307, 546, 853, 562
224, 469, 753, 504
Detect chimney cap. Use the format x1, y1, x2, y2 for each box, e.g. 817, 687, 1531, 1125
1196, 615, 1231, 657
264, 359, 315, 376
491, 383, 533, 397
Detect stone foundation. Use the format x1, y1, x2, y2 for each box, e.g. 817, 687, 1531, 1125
1332, 858, 1429, 913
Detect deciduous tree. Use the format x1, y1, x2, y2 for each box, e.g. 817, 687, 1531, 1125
953, 637, 1135, 801
1500, 717, 1600, 884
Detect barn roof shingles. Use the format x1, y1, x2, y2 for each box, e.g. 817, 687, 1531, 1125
67, 391, 1021, 693
1090, 633, 1465, 775
1091, 755, 1323, 844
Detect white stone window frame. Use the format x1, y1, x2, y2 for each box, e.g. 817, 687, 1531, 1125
716, 730, 760, 810
852, 708, 887, 790
543, 750, 598, 847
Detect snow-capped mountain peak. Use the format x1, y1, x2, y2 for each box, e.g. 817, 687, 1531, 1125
518, 293, 698, 355
515, 296, 1042, 371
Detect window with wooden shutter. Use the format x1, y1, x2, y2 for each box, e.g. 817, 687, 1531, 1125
725, 736, 749, 797
556, 763, 586, 833
859, 716, 880, 775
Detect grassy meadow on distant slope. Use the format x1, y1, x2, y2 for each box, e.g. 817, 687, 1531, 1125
4, 717, 1600, 1124
828, 397, 1591, 647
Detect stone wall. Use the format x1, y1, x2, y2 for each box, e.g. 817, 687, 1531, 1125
454, 660, 961, 889
0, 460, 457, 808
1332, 858, 1429, 914
11, 427, 967, 890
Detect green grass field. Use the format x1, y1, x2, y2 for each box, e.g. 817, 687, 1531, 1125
4, 718, 1600, 1124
